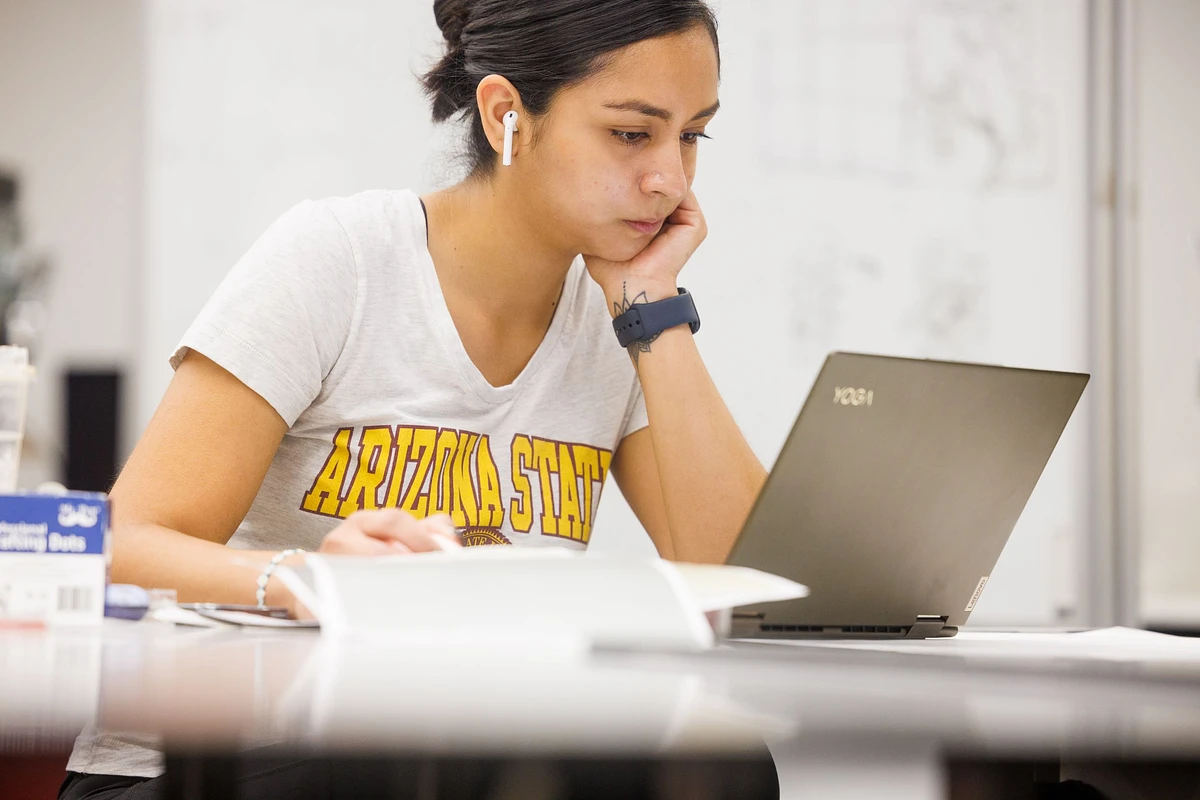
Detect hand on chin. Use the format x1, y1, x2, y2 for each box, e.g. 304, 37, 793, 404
583, 190, 707, 316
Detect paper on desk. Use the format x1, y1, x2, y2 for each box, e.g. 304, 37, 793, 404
953, 626, 1200, 662
671, 562, 808, 612
189, 608, 319, 628
145, 605, 227, 628
275, 549, 807, 651
144, 604, 318, 629
756, 626, 1200, 664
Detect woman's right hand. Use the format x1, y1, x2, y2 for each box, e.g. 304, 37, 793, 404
286, 510, 462, 620
318, 509, 462, 555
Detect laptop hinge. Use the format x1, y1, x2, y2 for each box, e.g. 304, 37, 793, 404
905, 615, 948, 639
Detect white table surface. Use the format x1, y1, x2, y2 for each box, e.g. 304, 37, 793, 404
4, 621, 1200, 800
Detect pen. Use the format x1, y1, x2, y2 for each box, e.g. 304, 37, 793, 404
180, 602, 290, 619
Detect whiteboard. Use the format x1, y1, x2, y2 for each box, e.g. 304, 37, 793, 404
142, 0, 1091, 625
594, 0, 1092, 626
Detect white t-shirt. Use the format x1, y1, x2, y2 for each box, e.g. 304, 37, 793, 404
180, 188, 646, 551
68, 189, 648, 777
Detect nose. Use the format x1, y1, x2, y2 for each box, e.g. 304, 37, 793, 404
639, 142, 689, 202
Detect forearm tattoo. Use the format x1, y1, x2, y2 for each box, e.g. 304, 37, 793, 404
613, 281, 659, 366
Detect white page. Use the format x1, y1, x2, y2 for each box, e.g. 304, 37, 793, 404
286, 550, 807, 652
672, 562, 809, 612
747, 626, 1200, 663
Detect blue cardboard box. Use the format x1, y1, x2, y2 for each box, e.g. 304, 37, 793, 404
0, 492, 109, 625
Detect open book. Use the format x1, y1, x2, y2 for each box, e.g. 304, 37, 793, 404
277, 548, 807, 651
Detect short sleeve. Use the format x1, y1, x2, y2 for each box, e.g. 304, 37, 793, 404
620, 376, 649, 439
170, 200, 357, 426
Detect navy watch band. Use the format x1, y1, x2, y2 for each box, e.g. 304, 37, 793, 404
612, 287, 701, 348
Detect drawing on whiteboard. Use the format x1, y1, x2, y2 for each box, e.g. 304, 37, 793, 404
902, 236, 989, 357
754, 0, 1054, 188
788, 228, 989, 362
789, 232, 886, 360
911, 0, 1054, 187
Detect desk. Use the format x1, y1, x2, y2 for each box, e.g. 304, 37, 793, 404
3, 621, 1200, 799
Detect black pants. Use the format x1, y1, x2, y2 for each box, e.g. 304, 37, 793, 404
58, 758, 426, 800
59, 772, 156, 800
59, 755, 781, 800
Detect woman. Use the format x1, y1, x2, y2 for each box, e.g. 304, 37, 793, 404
61, 0, 766, 795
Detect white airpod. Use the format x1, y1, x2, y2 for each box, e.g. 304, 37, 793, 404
502, 110, 518, 166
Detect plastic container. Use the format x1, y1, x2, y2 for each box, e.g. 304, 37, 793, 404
0, 346, 35, 492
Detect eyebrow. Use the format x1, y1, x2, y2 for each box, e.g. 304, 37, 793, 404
602, 99, 721, 123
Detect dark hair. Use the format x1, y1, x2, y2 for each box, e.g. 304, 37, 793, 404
421, 0, 719, 177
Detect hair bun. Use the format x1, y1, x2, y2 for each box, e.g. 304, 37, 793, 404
433, 0, 474, 49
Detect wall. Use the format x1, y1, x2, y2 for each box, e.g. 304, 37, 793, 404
139, 0, 456, 432
0, 0, 143, 483
1132, 0, 1200, 628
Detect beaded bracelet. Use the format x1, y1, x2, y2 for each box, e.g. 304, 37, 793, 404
255, 548, 306, 609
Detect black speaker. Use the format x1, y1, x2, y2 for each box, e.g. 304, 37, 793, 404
64, 370, 121, 492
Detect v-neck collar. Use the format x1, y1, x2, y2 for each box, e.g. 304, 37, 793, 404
407, 191, 582, 405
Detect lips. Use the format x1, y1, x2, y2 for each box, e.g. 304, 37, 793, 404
625, 218, 665, 235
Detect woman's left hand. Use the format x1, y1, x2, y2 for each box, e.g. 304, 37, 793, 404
584, 190, 707, 313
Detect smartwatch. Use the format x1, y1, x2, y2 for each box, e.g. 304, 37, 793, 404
612, 287, 701, 348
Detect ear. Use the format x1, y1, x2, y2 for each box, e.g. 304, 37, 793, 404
477, 75, 526, 162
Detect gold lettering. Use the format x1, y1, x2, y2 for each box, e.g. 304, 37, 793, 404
301, 428, 353, 516
337, 427, 394, 517
451, 431, 480, 527
573, 445, 601, 541
383, 426, 416, 508
557, 442, 583, 541
509, 435, 534, 533
477, 435, 505, 528
532, 438, 560, 536
399, 427, 437, 518
430, 429, 458, 517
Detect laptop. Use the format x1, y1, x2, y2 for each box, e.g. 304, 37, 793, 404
726, 351, 1089, 640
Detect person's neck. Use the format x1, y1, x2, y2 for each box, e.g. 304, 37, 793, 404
421, 177, 575, 327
